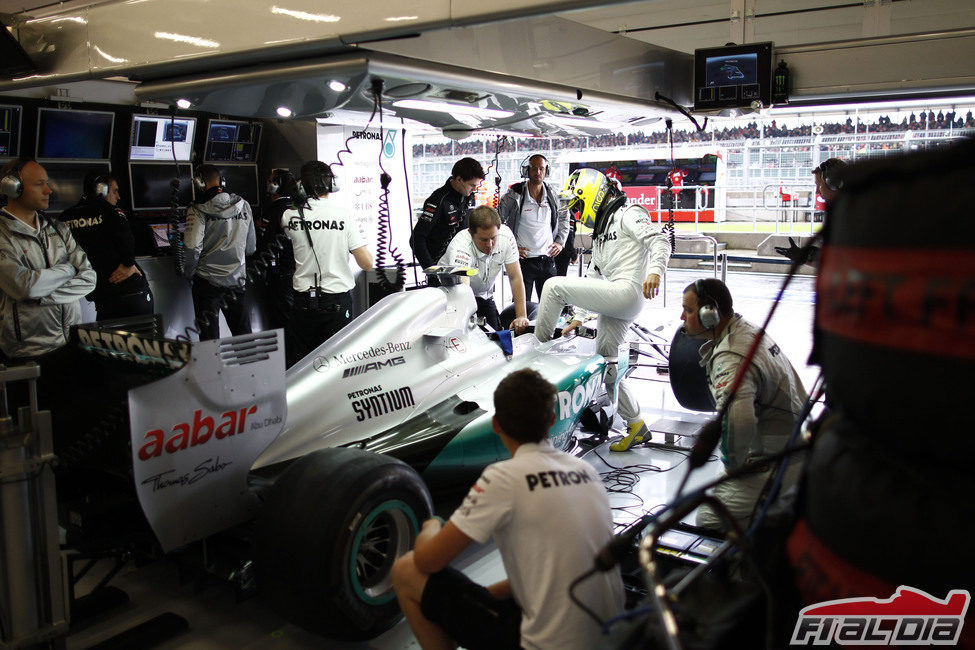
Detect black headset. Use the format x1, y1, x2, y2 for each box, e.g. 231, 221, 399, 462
816, 158, 847, 192
298, 161, 339, 198
520, 153, 550, 179
193, 167, 226, 192
92, 174, 111, 199
0, 159, 30, 199
267, 168, 294, 196
694, 279, 721, 330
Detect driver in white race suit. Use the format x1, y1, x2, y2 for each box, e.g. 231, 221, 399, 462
534, 168, 672, 451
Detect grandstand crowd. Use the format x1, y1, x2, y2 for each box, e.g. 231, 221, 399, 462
413, 110, 975, 158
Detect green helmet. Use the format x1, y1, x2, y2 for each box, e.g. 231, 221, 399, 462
560, 168, 614, 229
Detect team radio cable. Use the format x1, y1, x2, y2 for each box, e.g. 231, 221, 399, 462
372, 79, 406, 292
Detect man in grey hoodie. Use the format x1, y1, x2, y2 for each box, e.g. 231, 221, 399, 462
0, 159, 96, 360
184, 164, 256, 340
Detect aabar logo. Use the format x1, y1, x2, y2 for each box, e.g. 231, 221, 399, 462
557, 373, 602, 421
791, 586, 970, 646
138, 406, 258, 461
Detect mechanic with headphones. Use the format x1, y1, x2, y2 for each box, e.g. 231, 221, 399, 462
281, 160, 373, 366
681, 278, 807, 530
775, 157, 848, 265
59, 171, 154, 320
534, 168, 671, 453
497, 153, 569, 300
183, 163, 256, 340
410, 157, 485, 271
256, 168, 298, 331
0, 159, 95, 360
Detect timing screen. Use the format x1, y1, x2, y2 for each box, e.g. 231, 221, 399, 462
702, 53, 762, 102
130, 116, 195, 161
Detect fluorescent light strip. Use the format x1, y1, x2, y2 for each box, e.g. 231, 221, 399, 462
154, 32, 220, 48
271, 6, 340, 22
392, 99, 513, 119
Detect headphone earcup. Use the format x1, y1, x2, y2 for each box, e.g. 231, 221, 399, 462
699, 304, 720, 330
94, 181, 109, 199
1, 173, 23, 199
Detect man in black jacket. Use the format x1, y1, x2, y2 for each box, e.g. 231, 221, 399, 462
256, 168, 297, 330
60, 172, 154, 320
497, 154, 568, 300
410, 157, 484, 270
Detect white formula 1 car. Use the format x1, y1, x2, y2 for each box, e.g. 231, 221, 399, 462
62, 269, 611, 640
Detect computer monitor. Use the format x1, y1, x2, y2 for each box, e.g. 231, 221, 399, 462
41, 161, 111, 213
130, 114, 197, 161
0, 105, 22, 158
129, 162, 194, 211
36, 108, 114, 160
204, 120, 261, 163
218, 164, 260, 206
693, 42, 773, 112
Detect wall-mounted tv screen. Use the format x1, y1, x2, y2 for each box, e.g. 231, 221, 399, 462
694, 42, 772, 112
204, 120, 261, 163
0, 105, 22, 158
129, 162, 194, 211
36, 108, 114, 160
42, 161, 110, 213
130, 114, 196, 161
218, 164, 260, 206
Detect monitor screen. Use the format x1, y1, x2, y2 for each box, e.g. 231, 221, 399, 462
0, 105, 22, 158
130, 114, 197, 161
694, 42, 772, 112
204, 120, 261, 162
36, 108, 114, 160
129, 162, 194, 211
218, 164, 260, 206
42, 161, 111, 213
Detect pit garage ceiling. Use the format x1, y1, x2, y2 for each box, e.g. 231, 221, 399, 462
1, 0, 974, 123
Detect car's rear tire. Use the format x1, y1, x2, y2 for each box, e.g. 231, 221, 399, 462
254, 448, 433, 640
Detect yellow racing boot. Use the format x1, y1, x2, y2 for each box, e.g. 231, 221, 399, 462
609, 420, 650, 452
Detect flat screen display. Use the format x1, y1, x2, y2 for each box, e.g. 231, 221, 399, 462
218, 164, 259, 206
129, 162, 194, 211
42, 161, 110, 213
204, 120, 261, 163
130, 114, 196, 161
694, 42, 772, 112
0, 105, 22, 158
36, 108, 114, 160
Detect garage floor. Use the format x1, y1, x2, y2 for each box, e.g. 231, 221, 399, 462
64, 268, 817, 649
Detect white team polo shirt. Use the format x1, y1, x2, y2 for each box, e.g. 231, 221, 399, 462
515, 191, 554, 256
438, 224, 518, 298
450, 441, 624, 650
281, 197, 366, 294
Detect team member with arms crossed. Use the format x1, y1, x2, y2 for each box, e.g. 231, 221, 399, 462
60, 172, 154, 320
0, 159, 95, 361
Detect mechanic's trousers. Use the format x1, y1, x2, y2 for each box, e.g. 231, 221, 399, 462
536, 275, 644, 423
695, 460, 804, 531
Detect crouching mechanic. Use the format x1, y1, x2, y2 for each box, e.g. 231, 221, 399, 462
534, 168, 671, 452
438, 206, 529, 333
392, 368, 624, 650
681, 279, 807, 530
